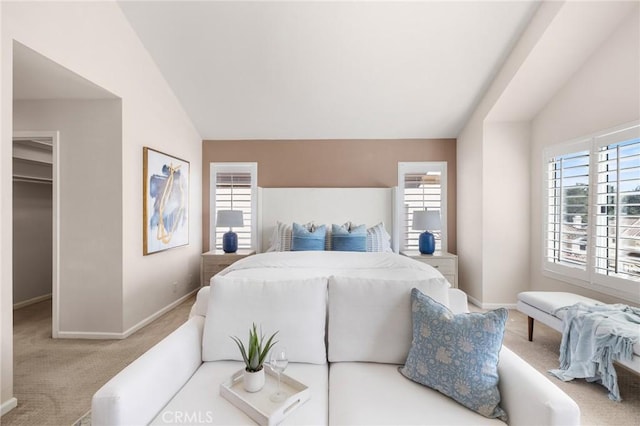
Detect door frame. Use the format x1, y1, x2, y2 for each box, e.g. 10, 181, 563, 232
12, 130, 60, 337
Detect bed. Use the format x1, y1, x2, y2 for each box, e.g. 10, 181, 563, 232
218, 250, 447, 282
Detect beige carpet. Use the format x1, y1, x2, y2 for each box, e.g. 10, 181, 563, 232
2, 296, 193, 426
501, 309, 640, 426
2, 299, 639, 426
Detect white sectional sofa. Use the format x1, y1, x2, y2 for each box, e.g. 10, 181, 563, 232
92, 278, 580, 426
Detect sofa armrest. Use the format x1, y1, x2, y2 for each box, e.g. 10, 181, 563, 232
498, 346, 580, 426
189, 286, 210, 318
92, 316, 205, 426
448, 288, 469, 314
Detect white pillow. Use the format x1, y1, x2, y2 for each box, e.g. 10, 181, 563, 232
328, 276, 450, 363
267, 221, 292, 251
366, 222, 392, 252
202, 275, 328, 364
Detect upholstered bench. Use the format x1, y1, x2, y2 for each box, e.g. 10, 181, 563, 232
516, 291, 640, 374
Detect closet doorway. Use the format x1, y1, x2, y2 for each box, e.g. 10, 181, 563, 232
12, 131, 60, 337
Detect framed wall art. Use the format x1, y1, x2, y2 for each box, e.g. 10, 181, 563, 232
143, 147, 190, 255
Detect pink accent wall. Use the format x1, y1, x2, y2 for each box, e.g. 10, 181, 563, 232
202, 139, 456, 252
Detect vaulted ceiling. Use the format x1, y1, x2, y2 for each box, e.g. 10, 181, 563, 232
118, 1, 539, 140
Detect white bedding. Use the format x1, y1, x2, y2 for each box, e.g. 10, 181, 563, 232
219, 251, 449, 283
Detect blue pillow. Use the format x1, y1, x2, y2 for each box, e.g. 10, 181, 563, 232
331, 223, 367, 252
399, 288, 508, 421
291, 223, 326, 251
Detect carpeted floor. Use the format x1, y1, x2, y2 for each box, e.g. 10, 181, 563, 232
2, 296, 194, 426
2, 298, 639, 426
500, 308, 640, 426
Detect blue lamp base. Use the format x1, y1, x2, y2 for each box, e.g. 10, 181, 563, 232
419, 231, 436, 255
222, 231, 238, 253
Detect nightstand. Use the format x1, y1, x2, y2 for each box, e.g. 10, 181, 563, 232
401, 251, 458, 288
201, 249, 256, 286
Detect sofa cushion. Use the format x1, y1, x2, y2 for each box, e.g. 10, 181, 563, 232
329, 362, 503, 425
150, 361, 328, 425
328, 276, 450, 363
400, 289, 508, 421
202, 276, 327, 364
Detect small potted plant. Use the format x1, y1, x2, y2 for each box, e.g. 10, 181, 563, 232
231, 323, 278, 392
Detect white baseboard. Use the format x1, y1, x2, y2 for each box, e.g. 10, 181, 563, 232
56, 289, 198, 339
56, 330, 125, 340
122, 288, 199, 338
467, 294, 517, 310
1, 397, 18, 416
13, 293, 52, 310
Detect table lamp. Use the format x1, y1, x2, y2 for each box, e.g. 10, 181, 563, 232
216, 210, 244, 253
412, 210, 441, 255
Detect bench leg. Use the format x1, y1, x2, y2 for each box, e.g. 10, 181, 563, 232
527, 316, 534, 342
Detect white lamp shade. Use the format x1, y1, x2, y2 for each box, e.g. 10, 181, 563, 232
412, 210, 441, 231
216, 210, 244, 228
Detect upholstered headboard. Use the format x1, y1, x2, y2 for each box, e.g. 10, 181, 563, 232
258, 187, 396, 253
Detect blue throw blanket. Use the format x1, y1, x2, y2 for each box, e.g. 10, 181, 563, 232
548, 302, 640, 401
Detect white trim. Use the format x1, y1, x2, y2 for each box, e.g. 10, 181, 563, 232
13, 293, 52, 310
467, 294, 516, 310
541, 120, 640, 305
13, 130, 60, 338
56, 288, 198, 339
121, 288, 199, 338
56, 330, 125, 340
1, 397, 18, 416
543, 268, 640, 304
397, 161, 448, 253
209, 162, 258, 251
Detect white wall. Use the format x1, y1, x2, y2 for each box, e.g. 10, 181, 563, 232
483, 122, 531, 304
530, 10, 640, 304
2, 1, 202, 411
14, 99, 124, 333
457, 1, 560, 305
457, 0, 637, 308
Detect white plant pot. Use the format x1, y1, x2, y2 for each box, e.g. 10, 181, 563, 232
243, 368, 265, 393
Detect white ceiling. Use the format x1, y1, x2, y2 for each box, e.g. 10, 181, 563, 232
13, 42, 118, 100
118, 1, 539, 140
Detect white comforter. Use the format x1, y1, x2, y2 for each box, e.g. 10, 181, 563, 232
219, 251, 448, 283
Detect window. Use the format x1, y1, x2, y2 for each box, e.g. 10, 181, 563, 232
546, 145, 591, 273
397, 162, 447, 253
210, 163, 257, 251
544, 122, 640, 300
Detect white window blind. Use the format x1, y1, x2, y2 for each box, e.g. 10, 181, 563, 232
210, 163, 257, 251
397, 162, 447, 252
546, 148, 590, 271
543, 122, 640, 301
594, 131, 640, 281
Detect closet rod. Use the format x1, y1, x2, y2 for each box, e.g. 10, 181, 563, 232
12, 175, 53, 184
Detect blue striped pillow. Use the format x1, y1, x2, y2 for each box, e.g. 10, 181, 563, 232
291, 223, 326, 251
331, 223, 367, 252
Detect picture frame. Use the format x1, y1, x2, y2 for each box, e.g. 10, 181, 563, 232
143, 147, 190, 255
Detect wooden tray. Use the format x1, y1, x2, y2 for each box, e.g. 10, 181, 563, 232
220, 367, 310, 426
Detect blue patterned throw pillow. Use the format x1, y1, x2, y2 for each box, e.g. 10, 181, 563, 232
399, 288, 508, 421
331, 223, 367, 252
291, 222, 326, 251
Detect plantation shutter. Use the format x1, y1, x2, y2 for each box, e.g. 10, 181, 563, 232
214, 171, 253, 250
545, 148, 590, 271
594, 128, 640, 281
403, 172, 442, 252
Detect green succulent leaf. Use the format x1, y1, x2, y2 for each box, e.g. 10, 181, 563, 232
230, 322, 279, 373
